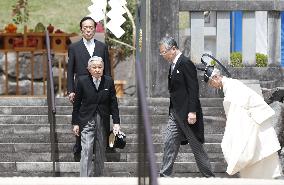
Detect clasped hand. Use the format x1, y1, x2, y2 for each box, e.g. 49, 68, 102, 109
187, 112, 196, 124
113, 124, 120, 135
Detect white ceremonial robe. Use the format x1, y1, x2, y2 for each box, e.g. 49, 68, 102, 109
221, 77, 281, 178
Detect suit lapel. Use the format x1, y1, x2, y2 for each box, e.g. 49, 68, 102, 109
97, 75, 105, 91
79, 39, 91, 58
170, 54, 183, 86
91, 39, 97, 57
168, 65, 171, 91
78, 39, 91, 70
173, 55, 182, 75
87, 75, 97, 92
95, 76, 106, 104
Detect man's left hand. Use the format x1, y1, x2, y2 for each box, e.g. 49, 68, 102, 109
113, 124, 120, 135
187, 112, 196, 124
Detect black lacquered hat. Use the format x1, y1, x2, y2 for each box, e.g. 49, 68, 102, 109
197, 53, 231, 82
109, 131, 126, 149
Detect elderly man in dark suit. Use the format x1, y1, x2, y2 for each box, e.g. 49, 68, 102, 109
67, 16, 111, 161
158, 36, 215, 177
72, 56, 120, 177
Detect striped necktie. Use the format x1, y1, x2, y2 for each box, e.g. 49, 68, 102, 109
94, 79, 100, 90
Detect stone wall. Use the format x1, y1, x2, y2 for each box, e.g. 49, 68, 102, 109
0, 52, 64, 95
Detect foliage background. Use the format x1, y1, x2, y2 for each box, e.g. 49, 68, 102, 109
0, 0, 91, 33
0, 0, 136, 59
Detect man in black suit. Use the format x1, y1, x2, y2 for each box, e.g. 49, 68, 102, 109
158, 36, 215, 177
72, 56, 120, 177
67, 17, 111, 161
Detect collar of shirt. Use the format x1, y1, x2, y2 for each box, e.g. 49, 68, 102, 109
83, 38, 95, 56
83, 38, 94, 45
92, 77, 101, 82
171, 52, 182, 68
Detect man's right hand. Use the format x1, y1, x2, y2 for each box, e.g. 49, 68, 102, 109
68, 92, 75, 103
73, 125, 80, 136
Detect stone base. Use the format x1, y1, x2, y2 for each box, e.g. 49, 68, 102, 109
0, 177, 282, 185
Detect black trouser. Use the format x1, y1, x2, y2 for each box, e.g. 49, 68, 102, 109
160, 113, 215, 177
73, 135, 82, 154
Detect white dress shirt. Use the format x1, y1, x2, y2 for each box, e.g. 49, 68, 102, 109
83, 38, 95, 57
171, 52, 182, 71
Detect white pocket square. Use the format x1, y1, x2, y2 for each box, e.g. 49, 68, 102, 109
104, 89, 109, 90
177, 70, 180, 73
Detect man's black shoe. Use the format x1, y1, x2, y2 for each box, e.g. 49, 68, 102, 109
74, 152, 81, 162
73, 143, 82, 162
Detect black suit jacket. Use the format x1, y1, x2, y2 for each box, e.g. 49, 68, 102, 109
168, 54, 204, 143
72, 75, 120, 134
67, 39, 111, 93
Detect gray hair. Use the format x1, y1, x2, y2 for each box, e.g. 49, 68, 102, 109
159, 36, 179, 50
210, 68, 221, 78
87, 56, 104, 68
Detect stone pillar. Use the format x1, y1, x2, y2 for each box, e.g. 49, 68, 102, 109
216, 11, 230, 64
268, 11, 281, 66
143, 0, 151, 97
148, 0, 179, 97
242, 11, 256, 66
190, 12, 204, 64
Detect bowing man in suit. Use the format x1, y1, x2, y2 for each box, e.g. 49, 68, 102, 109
158, 36, 215, 177
67, 16, 111, 161
72, 56, 120, 177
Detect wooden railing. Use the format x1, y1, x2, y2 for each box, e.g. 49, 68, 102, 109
0, 39, 127, 97
0, 48, 68, 96
0, 48, 47, 95
0, 29, 72, 96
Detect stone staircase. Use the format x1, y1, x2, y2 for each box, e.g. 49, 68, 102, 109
0, 97, 231, 177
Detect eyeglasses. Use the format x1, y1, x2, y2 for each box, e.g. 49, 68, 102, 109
82, 26, 95, 31
159, 47, 172, 55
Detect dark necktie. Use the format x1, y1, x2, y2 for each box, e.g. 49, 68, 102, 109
171, 63, 175, 75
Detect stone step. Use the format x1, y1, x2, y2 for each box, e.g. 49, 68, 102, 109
0, 123, 225, 135
0, 106, 225, 116
0, 115, 226, 128
118, 98, 224, 107
0, 116, 225, 134
260, 80, 278, 90
0, 96, 227, 178
0, 97, 224, 107
0, 143, 222, 154
0, 172, 235, 178
0, 151, 225, 163
0, 130, 224, 143
0, 161, 227, 177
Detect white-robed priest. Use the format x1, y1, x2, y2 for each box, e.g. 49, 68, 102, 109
198, 54, 282, 179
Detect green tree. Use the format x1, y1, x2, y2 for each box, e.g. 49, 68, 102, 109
12, 0, 29, 25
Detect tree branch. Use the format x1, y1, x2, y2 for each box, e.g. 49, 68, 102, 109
108, 37, 136, 50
